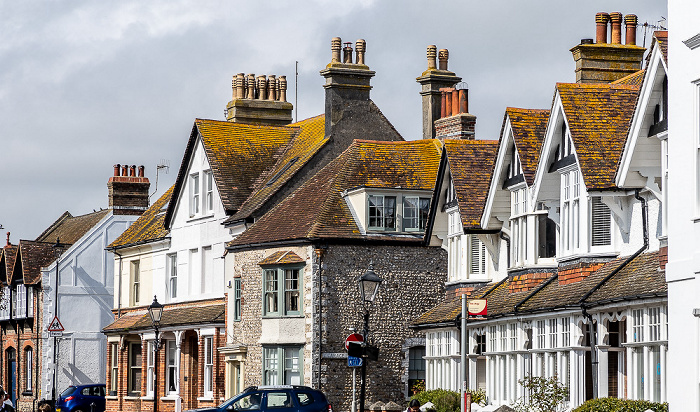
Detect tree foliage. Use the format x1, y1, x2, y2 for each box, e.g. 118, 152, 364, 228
512, 375, 569, 412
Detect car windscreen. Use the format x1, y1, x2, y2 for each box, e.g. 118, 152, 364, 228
60, 386, 77, 397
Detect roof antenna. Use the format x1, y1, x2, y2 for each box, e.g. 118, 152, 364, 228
150, 159, 170, 199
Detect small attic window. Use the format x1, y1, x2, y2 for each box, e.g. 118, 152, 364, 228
266, 157, 299, 187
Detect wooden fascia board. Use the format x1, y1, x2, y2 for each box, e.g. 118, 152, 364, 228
481, 117, 512, 230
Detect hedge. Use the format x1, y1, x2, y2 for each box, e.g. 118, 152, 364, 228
573, 398, 668, 412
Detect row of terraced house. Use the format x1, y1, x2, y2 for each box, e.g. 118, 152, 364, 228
3, 6, 700, 412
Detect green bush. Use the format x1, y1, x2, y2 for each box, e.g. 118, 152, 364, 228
512, 375, 568, 412
411, 388, 487, 412
573, 398, 668, 412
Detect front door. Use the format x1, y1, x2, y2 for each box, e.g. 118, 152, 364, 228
6, 348, 16, 405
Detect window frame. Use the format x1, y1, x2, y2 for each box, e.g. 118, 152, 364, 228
402, 196, 431, 232
166, 340, 179, 395
367, 194, 397, 231
128, 342, 142, 396
204, 170, 214, 214
13, 283, 27, 319
262, 266, 303, 317
131, 260, 140, 306
233, 278, 242, 321
167, 253, 178, 300
263, 346, 303, 385
25, 346, 32, 392
110, 342, 119, 395
146, 341, 155, 397
203, 336, 214, 397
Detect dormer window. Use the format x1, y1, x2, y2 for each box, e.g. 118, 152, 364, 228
189, 170, 215, 217
368, 195, 396, 230
189, 173, 200, 217
403, 197, 430, 232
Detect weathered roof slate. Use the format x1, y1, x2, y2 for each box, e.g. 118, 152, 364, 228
558, 82, 640, 190
0, 245, 18, 285
611, 70, 646, 86
505, 108, 550, 186
16, 240, 62, 285
109, 185, 173, 249
654, 31, 668, 64
35, 209, 110, 245
228, 139, 442, 247
103, 301, 225, 333
258, 251, 305, 266
227, 115, 327, 224
444, 140, 499, 229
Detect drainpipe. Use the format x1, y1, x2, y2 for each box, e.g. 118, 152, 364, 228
579, 189, 648, 400
314, 247, 325, 390
114, 250, 123, 318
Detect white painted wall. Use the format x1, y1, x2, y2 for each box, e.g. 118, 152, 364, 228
41, 212, 138, 399
667, 1, 700, 409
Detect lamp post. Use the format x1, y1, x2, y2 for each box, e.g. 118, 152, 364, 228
51, 237, 61, 406
358, 262, 382, 412
148, 296, 164, 412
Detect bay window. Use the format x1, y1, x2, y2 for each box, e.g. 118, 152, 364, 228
511, 187, 528, 266
263, 267, 302, 317
561, 169, 581, 255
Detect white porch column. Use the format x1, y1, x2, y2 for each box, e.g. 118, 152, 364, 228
468, 356, 478, 391
627, 346, 634, 399
644, 345, 651, 400
661, 344, 667, 402
598, 346, 609, 398
175, 330, 184, 395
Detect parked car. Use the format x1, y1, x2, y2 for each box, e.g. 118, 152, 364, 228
55, 384, 106, 412
187, 385, 332, 412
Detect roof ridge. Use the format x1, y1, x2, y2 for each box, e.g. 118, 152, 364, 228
35, 211, 73, 242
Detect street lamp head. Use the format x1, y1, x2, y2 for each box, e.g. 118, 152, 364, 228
148, 295, 164, 326
53, 237, 62, 258
358, 261, 382, 303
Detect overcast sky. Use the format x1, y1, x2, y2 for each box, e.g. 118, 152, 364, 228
0, 1, 667, 241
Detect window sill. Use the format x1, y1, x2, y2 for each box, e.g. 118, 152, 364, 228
198, 396, 215, 402
124, 396, 141, 401
140, 396, 155, 401
262, 314, 304, 319
161, 395, 181, 401
187, 214, 215, 223
105, 396, 118, 400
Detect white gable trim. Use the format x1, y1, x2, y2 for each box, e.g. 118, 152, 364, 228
616, 43, 668, 188
481, 117, 513, 230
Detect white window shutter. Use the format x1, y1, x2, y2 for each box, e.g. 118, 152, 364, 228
591, 197, 611, 246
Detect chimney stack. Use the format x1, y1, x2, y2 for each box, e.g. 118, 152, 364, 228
319, 37, 375, 133
108, 164, 150, 215
570, 12, 645, 83
434, 85, 476, 140
416, 45, 461, 139
225, 70, 293, 126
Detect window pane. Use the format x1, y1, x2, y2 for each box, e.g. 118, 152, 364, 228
284, 348, 301, 385
285, 269, 300, 313
264, 270, 279, 314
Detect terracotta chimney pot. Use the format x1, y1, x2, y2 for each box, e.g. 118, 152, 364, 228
279, 76, 287, 102
625, 14, 638, 45
440, 90, 447, 118
129, 165, 136, 177
355, 39, 366, 65
247, 74, 255, 99
595, 12, 610, 44
343, 42, 353, 63
113, 164, 121, 177
459, 89, 468, 114
451, 90, 459, 116
138, 165, 145, 178
121, 165, 128, 177
610, 12, 622, 44
438, 49, 449, 70
267, 75, 276, 101
331, 37, 342, 63
256, 75, 267, 100
444, 88, 453, 116
236, 73, 246, 99
427, 45, 437, 70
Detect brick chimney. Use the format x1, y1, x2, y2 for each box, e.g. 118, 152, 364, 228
570, 12, 645, 84
225, 71, 293, 126
108, 164, 150, 215
416, 46, 462, 139
319, 38, 376, 133
434, 85, 475, 140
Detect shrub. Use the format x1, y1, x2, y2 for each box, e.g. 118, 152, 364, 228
411, 388, 488, 412
573, 398, 668, 412
512, 375, 569, 412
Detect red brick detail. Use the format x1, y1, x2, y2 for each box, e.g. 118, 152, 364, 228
445, 286, 477, 301
558, 261, 606, 285
658, 245, 668, 270
509, 272, 553, 293
434, 113, 476, 140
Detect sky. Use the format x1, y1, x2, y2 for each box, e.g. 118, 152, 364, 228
0, 1, 667, 241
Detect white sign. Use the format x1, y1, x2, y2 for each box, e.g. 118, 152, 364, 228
49, 331, 63, 337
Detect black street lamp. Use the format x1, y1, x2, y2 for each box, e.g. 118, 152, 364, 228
148, 296, 164, 412
358, 262, 382, 412
51, 237, 61, 407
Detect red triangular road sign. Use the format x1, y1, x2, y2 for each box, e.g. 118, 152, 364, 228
48, 316, 64, 332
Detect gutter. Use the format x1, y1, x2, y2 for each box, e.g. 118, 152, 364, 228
578, 188, 648, 400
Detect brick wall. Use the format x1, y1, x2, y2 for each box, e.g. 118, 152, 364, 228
509, 271, 554, 293
434, 113, 476, 140
558, 261, 606, 285
658, 245, 668, 270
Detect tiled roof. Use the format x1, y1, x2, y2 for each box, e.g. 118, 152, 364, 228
103, 301, 225, 333
258, 251, 305, 266
227, 115, 327, 224
164, 120, 298, 228
414, 251, 665, 326
654, 31, 668, 64
611, 70, 646, 86
505, 108, 550, 186
444, 140, 499, 229
0, 245, 18, 285
16, 240, 64, 285
109, 185, 173, 249
229, 139, 442, 247
558, 83, 640, 190
35, 209, 110, 245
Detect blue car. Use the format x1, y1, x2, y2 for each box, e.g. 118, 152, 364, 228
186, 385, 333, 412
55, 384, 106, 412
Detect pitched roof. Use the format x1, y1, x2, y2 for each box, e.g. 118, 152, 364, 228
611, 69, 646, 86
226, 115, 327, 224
258, 251, 305, 266
103, 300, 225, 333
505, 108, 550, 186
444, 140, 499, 229
0, 245, 18, 285
654, 31, 668, 64
35, 209, 110, 245
229, 139, 442, 247
414, 251, 665, 326
557, 83, 640, 190
164, 119, 298, 227
15, 240, 64, 285
108, 185, 173, 249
